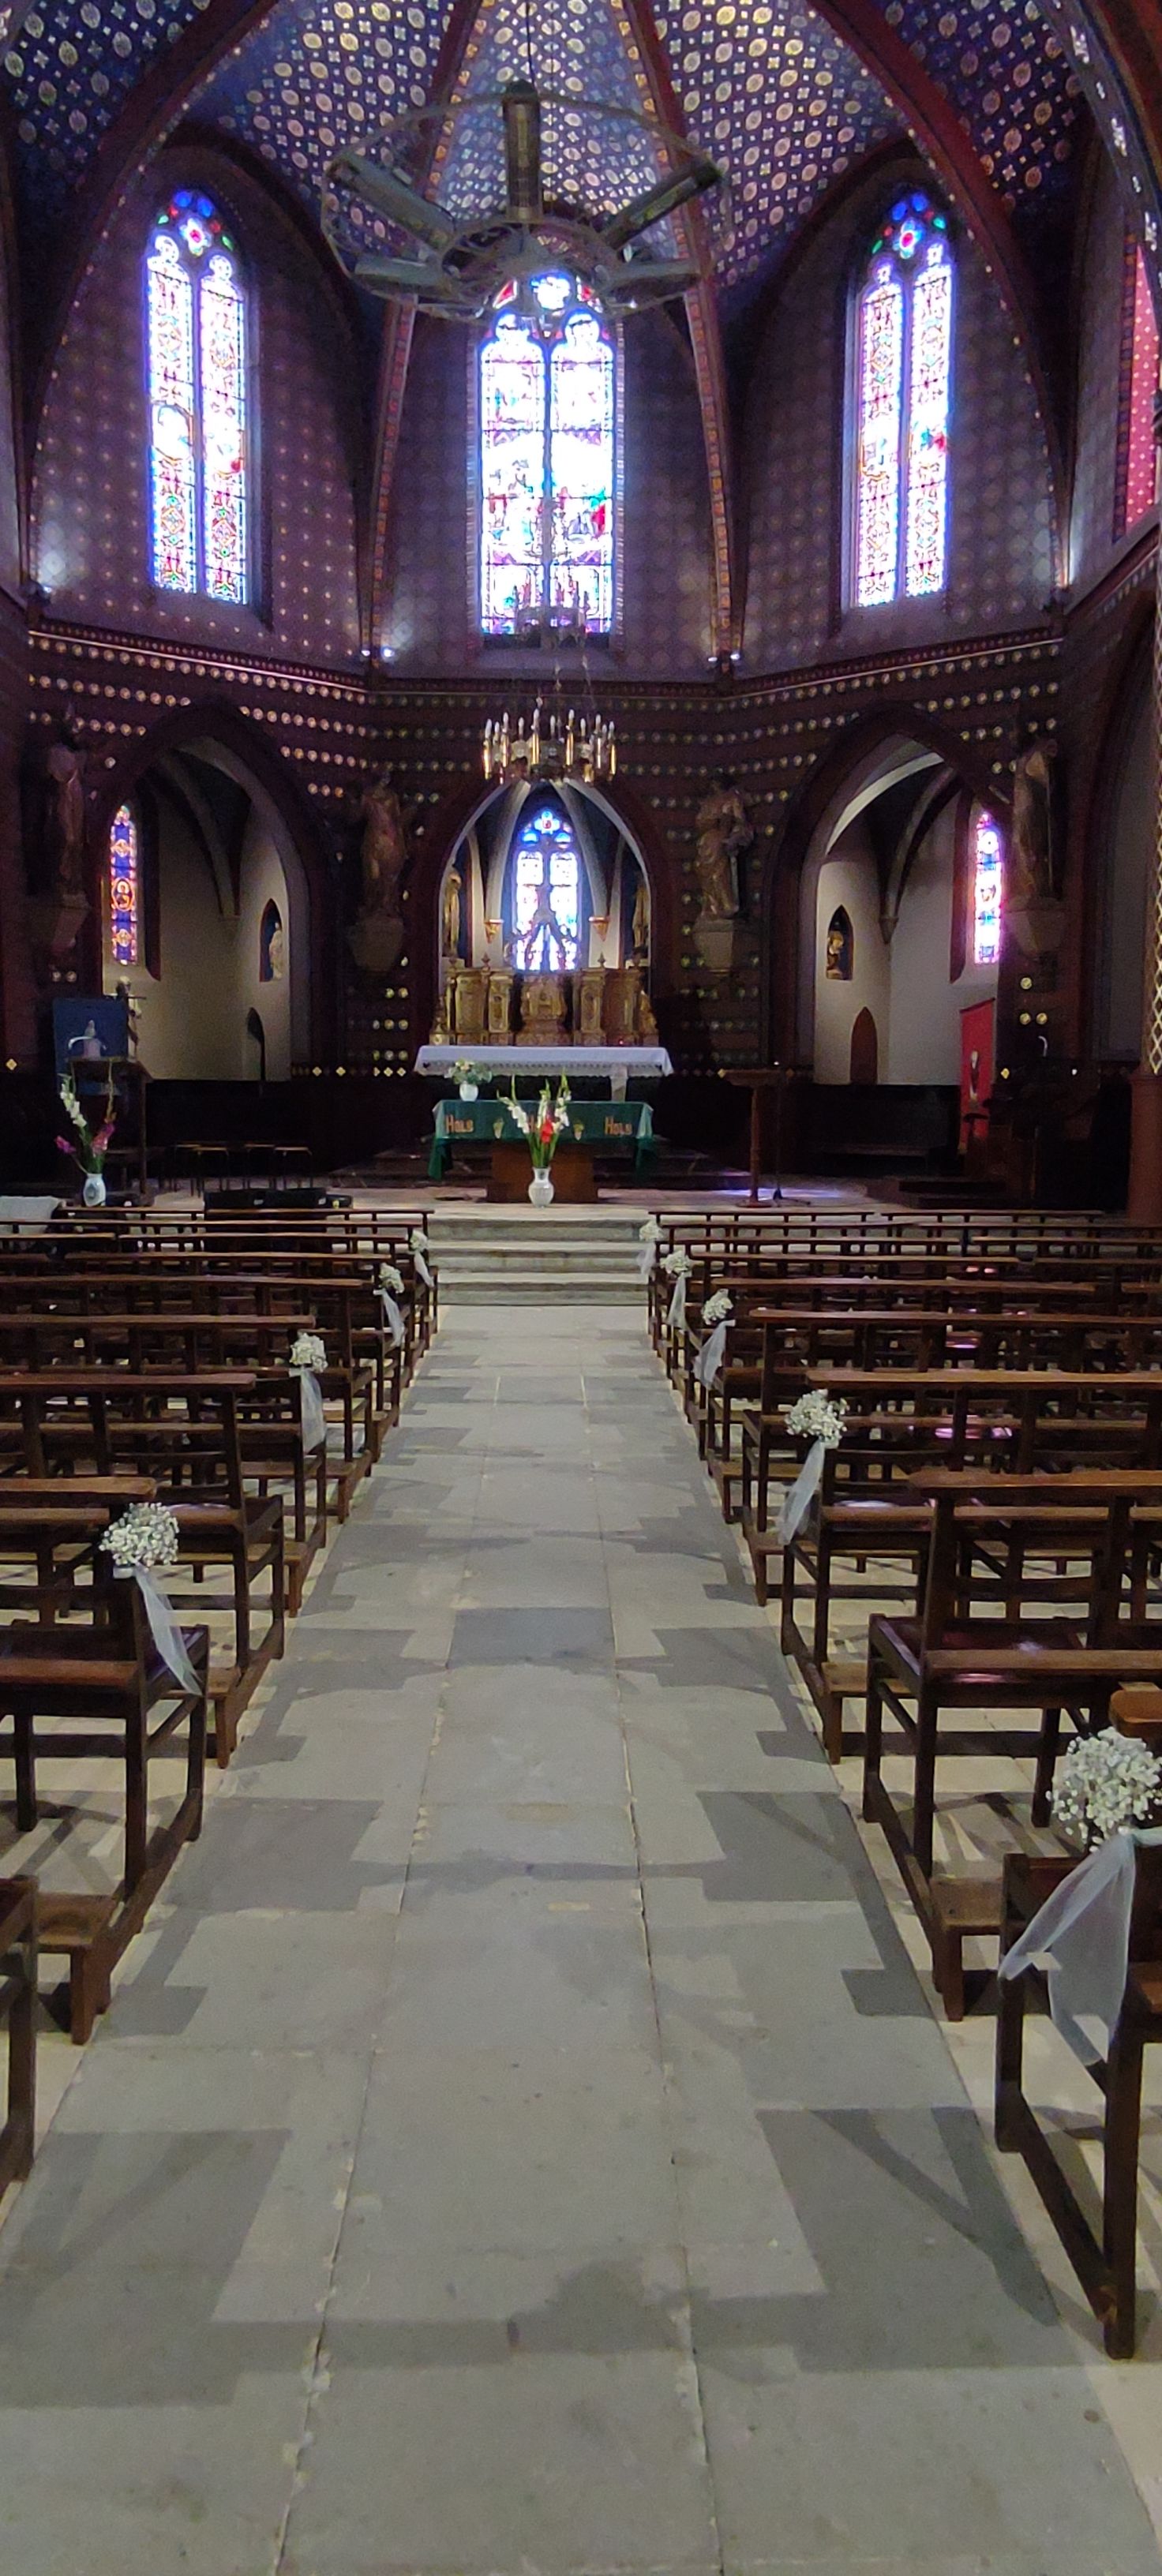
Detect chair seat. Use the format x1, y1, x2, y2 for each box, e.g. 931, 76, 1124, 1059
871, 1612, 1085, 1687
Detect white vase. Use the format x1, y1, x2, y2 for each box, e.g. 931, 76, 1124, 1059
528, 1170, 555, 1207
458, 1081, 478, 1101
82, 1171, 107, 1210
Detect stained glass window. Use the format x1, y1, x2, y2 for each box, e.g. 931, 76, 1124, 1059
853, 195, 953, 606
479, 273, 615, 636
972, 810, 1003, 967
146, 191, 249, 603
1117, 242, 1160, 536
108, 802, 141, 969
510, 803, 583, 970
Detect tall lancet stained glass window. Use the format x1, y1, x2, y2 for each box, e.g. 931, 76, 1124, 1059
146, 191, 249, 604
509, 803, 583, 971
479, 274, 614, 636
108, 803, 141, 970
972, 810, 1003, 968
853, 195, 953, 607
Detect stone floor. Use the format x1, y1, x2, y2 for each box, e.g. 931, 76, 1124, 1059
0, 1303, 1160, 2575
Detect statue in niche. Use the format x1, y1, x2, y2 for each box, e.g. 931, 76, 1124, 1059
1009, 735, 1059, 907
441, 864, 463, 961
694, 773, 752, 921
825, 906, 853, 981
631, 875, 650, 964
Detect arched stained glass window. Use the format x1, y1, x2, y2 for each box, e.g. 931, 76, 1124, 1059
108, 802, 141, 969
479, 273, 615, 636
972, 809, 1003, 967
853, 194, 953, 607
508, 802, 584, 971
146, 191, 249, 604
1116, 240, 1160, 537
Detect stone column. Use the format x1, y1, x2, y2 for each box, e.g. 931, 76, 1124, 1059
1127, 384, 1162, 1219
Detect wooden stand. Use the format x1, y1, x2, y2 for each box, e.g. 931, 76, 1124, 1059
487, 1143, 596, 1204
722, 1067, 793, 1205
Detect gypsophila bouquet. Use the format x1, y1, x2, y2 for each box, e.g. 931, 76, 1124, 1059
785, 1389, 848, 1449
639, 1215, 662, 1245
409, 1229, 430, 1256
290, 1331, 327, 1372
703, 1290, 733, 1327
1052, 1732, 1162, 1850
100, 1501, 180, 1574
661, 1248, 692, 1279
379, 1263, 405, 1296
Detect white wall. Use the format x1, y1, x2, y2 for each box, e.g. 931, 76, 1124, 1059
813, 829, 890, 1084
108, 804, 290, 1080
887, 803, 997, 1083
810, 803, 998, 1085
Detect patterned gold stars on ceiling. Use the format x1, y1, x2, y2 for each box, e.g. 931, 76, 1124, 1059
195, 0, 452, 199
434, 0, 664, 231
875, 0, 1082, 219
654, 0, 900, 283
4, 0, 211, 217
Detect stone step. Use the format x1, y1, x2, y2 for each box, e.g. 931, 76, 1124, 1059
443, 1271, 645, 1303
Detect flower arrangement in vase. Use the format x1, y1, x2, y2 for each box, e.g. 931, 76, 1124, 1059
452, 1058, 481, 1101
505, 1076, 572, 1204
57, 1064, 116, 1208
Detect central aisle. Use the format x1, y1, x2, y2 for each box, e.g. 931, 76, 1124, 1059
0, 1305, 1159, 2574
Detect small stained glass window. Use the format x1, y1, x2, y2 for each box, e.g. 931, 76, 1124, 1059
972, 810, 1003, 967
1116, 242, 1159, 537
479, 272, 615, 636
108, 802, 141, 969
510, 803, 583, 970
146, 190, 249, 603
853, 194, 953, 606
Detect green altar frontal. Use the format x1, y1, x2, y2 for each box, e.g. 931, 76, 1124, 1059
429, 1096, 656, 1181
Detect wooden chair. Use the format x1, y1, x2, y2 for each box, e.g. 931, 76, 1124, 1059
0, 1878, 36, 2199
996, 1840, 1162, 2356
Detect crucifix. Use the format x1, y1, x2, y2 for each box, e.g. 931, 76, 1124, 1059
521, 845, 570, 970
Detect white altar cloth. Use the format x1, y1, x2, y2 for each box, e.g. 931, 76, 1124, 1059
415, 1043, 672, 1098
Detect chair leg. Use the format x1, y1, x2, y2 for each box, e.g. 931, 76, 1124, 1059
1032, 1706, 1063, 1829
995, 1956, 1027, 2151
862, 1659, 883, 1819
1103, 2017, 1145, 2358
13, 1709, 36, 1833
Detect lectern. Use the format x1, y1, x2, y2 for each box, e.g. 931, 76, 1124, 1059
722, 1066, 793, 1206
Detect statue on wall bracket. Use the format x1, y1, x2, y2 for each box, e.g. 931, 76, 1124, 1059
1004, 732, 1065, 966
26, 715, 91, 986
692, 771, 752, 977
347, 768, 412, 976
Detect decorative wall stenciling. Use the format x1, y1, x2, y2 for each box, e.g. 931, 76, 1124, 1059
1115, 240, 1159, 537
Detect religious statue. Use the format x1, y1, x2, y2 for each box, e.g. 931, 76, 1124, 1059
694, 773, 752, 921
357, 769, 409, 919
44, 730, 87, 908
347, 768, 410, 975
1009, 735, 1059, 908
631, 876, 650, 964
825, 908, 853, 981
441, 865, 463, 960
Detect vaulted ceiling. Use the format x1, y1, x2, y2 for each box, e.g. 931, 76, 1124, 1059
3, 0, 1087, 288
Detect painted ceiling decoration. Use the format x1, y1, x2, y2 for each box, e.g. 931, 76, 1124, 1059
2, 0, 1089, 291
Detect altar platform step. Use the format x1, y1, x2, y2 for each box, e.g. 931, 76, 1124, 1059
427, 1207, 646, 1303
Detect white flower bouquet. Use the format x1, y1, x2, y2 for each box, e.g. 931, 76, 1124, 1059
703, 1290, 733, 1327
378, 1264, 405, 1297
99, 1500, 180, 1574
408, 1229, 430, 1256
290, 1331, 327, 1373
638, 1215, 662, 1245
661, 1248, 692, 1279
1052, 1732, 1162, 1850
785, 1389, 847, 1449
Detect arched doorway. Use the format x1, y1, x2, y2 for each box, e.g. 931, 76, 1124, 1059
432, 777, 654, 1043
95, 734, 313, 1080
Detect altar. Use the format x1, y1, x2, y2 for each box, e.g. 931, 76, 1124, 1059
416, 1042, 672, 1097
429, 1095, 657, 1196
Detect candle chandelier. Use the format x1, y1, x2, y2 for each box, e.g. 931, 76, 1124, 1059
482, 698, 616, 786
